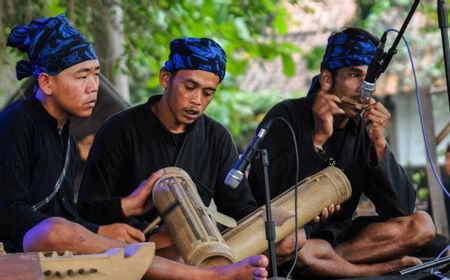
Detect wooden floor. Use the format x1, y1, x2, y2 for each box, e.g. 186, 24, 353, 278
340, 275, 449, 280
294, 273, 449, 280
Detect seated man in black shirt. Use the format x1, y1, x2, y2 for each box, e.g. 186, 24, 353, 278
248, 27, 436, 277
0, 15, 269, 280
78, 37, 304, 266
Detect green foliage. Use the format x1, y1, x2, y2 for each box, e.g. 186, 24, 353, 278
353, 0, 449, 94
0, 0, 300, 145
407, 167, 429, 201
417, 187, 429, 202
206, 89, 291, 150
411, 169, 426, 187
108, 0, 300, 102
304, 46, 324, 72
0, 0, 299, 93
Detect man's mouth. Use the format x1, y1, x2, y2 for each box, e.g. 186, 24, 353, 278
183, 108, 200, 119
87, 99, 97, 108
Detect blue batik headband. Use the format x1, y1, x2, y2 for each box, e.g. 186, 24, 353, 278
7, 14, 97, 80
307, 31, 377, 97
320, 32, 377, 71
162, 37, 227, 82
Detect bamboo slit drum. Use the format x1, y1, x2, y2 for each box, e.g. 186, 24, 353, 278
152, 166, 352, 266
223, 166, 351, 261
152, 167, 236, 267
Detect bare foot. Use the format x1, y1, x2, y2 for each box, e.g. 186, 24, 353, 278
362, 256, 423, 276
356, 256, 422, 277
209, 255, 269, 280
144, 255, 268, 280
383, 256, 422, 273
267, 230, 305, 265
149, 232, 184, 262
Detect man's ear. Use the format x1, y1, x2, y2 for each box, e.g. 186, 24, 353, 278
159, 70, 170, 89
37, 73, 52, 96
320, 70, 332, 92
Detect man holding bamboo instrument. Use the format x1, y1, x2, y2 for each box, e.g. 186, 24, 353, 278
248, 27, 436, 277
0, 15, 269, 280
78, 37, 318, 270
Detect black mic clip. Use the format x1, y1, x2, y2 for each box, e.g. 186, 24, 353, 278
358, 31, 388, 105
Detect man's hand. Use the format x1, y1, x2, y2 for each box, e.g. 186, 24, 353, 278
121, 169, 164, 218
312, 90, 345, 147
313, 204, 340, 223
98, 223, 145, 244
362, 98, 391, 161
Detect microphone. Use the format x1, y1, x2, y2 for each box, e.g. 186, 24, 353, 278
225, 120, 273, 188
359, 31, 388, 102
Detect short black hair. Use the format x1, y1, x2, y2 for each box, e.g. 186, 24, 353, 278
168, 70, 178, 84
329, 27, 379, 50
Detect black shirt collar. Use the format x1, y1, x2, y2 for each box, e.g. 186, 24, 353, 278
146, 94, 198, 133
29, 95, 71, 135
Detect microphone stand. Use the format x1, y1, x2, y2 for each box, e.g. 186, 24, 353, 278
395, 2, 450, 276
437, 0, 450, 110
261, 149, 284, 279
378, 0, 421, 78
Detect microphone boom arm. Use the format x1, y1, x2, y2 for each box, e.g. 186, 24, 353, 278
379, 0, 421, 77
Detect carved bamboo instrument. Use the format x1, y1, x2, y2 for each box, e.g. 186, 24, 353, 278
152, 166, 351, 266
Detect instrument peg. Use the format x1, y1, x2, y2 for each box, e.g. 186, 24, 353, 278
89, 268, 98, 273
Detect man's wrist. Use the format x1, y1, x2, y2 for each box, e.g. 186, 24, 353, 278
373, 139, 387, 150
121, 197, 133, 218
313, 136, 327, 158
313, 133, 327, 147
372, 139, 387, 162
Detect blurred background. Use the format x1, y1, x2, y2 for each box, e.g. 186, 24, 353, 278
1, 0, 450, 234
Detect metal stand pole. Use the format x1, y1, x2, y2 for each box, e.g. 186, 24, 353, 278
261, 149, 284, 279
437, 0, 450, 110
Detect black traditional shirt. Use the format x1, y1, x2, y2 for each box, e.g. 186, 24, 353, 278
78, 94, 257, 226
248, 96, 416, 240
0, 96, 97, 252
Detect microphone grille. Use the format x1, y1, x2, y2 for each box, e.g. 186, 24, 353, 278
224, 170, 244, 189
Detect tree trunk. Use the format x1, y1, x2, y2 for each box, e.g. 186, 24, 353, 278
91, 1, 130, 101
421, 87, 449, 237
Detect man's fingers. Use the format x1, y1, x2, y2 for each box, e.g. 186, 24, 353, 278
371, 99, 389, 114
321, 207, 329, 220
315, 102, 344, 122
364, 101, 391, 126
328, 204, 335, 216
126, 226, 145, 242
317, 90, 341, 102
145, 169, 165, 189
364, 110, 389, 125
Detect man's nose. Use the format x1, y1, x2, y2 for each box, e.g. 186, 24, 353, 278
87, 75, 99, 93
190, 90, 201, 105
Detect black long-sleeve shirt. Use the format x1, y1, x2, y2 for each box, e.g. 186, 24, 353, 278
0, 96, 97, 252
78, 94, 257, 226
248, 96, 416, 237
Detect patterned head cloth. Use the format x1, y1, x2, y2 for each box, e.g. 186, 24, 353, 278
307, 30, 377, 97
7, 14, 97, 80
162, 37, 227, 82
320, 32, 377, 71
